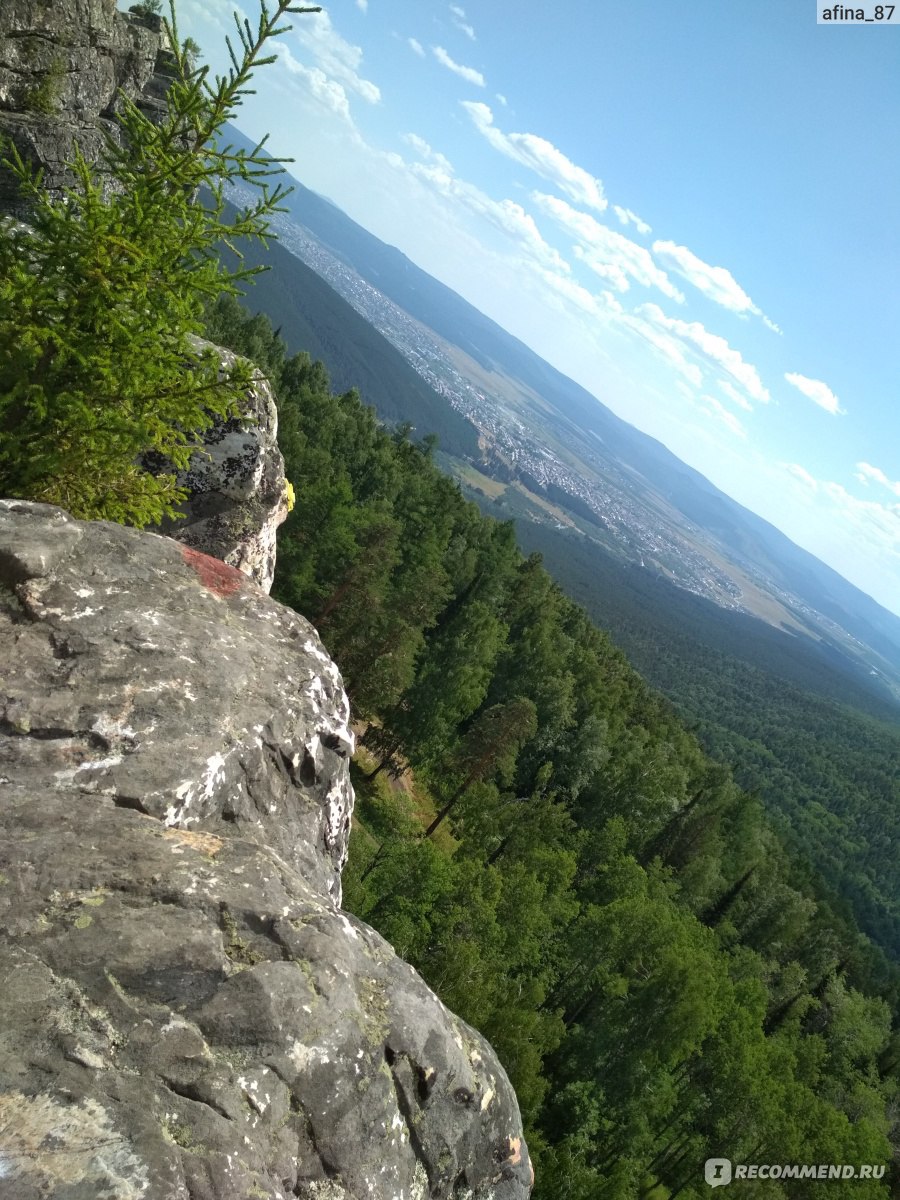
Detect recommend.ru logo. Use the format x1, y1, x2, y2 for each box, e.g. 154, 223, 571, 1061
704, 1159, 886, 1185
705, 1159, 733, 1187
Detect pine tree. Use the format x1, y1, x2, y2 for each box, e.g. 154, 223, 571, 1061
0, 0, 319, 526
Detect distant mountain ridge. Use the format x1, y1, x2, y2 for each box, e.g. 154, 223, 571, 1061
225, 123, 900, 695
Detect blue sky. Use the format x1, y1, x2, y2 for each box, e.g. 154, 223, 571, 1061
173, 0, 900, 616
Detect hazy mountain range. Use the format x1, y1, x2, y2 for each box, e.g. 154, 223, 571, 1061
223, 124, 900, 710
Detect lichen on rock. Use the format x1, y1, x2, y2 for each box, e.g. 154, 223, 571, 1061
146, 342, 291, 595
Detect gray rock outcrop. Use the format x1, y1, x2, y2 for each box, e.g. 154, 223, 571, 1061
0, 0, 172, 217
0, 499, 533, 1200
147, 344, 290, 595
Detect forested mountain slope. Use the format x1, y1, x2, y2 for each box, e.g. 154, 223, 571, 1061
220, 218, 480, 460
221, 175, 900, 963
504, 518, 900, 958
205, 295, 900, 1200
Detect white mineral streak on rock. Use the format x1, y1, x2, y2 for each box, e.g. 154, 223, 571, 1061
76, 755, 124, 773
92, 713, 137, 742
62, 606, 99, 620
302, 638, 332, 667
324, 778, 353, 862
289, 1041, 332, 1071
338, 913, 360, 942
166, 751, 230, 826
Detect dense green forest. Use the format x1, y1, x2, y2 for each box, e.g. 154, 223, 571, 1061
205, 294, 900, 1199
499, 521, 900, 962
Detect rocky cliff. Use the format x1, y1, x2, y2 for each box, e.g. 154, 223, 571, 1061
0, 499, 533, 1200
0, 0, 172, 215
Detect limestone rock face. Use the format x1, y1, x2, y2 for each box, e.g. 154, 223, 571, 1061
0, 500, 533, 1200
149, 344, 290, 595
0, 0, 171, 217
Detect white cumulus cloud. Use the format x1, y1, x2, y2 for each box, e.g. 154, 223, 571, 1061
432, 46, 485, 86
278, 48, 353, 122
652, 240, 772, 325
289, 10, 381, 105
534, 193, 683, 301
408, 37, 425, 56
461, 102, 607, 212
784, 372, 845, 415
639, 304, 770, 406
855, 462, 900, 496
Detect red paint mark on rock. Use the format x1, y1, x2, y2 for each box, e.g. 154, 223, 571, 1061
180, 545, 244, 598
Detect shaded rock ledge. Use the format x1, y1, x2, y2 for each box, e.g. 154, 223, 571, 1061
146, 342, 291, 596
0, 499, 532, 1200
0, 0, 172, 217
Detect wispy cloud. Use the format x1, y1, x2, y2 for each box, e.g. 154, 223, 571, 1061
432, 46, 485, 86
534, 193, 683, 301
278, 46, 354, 122
461, 102, 607, 212
403, 155, 569, 275
717, 379, 753, 412
639, 303, 770, 405
289, 10, 381, 104
699, 394, 746, 438
783, 462, 819, 490
402, 132, 453, 172
449, 4, 476, 39
408, 37, 425, 56
628, 319, 703, 387
784, 372, 844, 415
180, 0, 232, 35
855, 461, 900, 496
821, 482, 900, 559
613, 205, 651, 236
652, 240, 775, 328
540, 270, 605, 317
774, 467, 900, 611
356, 0, 368, 11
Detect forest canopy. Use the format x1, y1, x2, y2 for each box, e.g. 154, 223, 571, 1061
205, 294, 900, 1199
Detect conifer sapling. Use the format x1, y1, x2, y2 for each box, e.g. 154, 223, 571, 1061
0, 0, 319, 525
